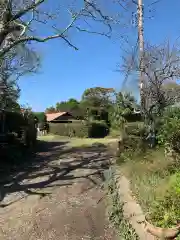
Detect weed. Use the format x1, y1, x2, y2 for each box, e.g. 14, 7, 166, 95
104, 168, 139, 239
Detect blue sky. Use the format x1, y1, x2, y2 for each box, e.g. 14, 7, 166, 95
18, 0, 180, 111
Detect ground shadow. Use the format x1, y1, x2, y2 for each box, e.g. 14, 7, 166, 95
0, 139, 113, 207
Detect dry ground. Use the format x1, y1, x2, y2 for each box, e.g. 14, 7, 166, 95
0, 137, 118, 240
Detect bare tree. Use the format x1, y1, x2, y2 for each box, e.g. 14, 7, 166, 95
0, 0, 161, 57
121, 41, 180, 120
0, 0, 124, 58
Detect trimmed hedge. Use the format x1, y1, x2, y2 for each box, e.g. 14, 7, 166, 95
49, 120, 109, 138
49, 121, 88, 138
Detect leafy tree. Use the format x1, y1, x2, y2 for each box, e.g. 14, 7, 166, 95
56, 98, 79, 112
0, 70, 20, 110
81, 87, 115, 121
55, 98, 84, 119
110, 91, 137, 130
45, 106, 57, 114
33, 112, 46, 123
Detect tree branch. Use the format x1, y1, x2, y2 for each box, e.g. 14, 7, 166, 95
0, 34, 78, 58
10, 0, 45, 22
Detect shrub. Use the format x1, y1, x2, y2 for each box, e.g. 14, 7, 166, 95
157, 115, 180, 149
125, 122, 146, 137
88, 120, 109, 138
0, 110, 26, 133
150, 172, 180, 228
49, 120, 88, 138
124, 112, 142, 122
164, 106, 180, 119
117, 135, 148, 163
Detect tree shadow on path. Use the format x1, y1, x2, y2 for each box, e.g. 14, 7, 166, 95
0, 139, 113, 208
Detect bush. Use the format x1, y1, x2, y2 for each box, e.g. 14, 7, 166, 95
117, 135, 148, 163
124, 113, 142, 122
150, 172, 180, 228
157, 115, 180, 149
88, 120, 109, 138
49, 120, 109, 138
1, 110, 26, 133
125, 122, 146, 137
49, 120, 89, 138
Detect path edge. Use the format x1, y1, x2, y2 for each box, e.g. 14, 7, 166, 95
114, 169, 156, 240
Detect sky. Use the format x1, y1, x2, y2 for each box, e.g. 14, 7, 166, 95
18, 0, 180, 112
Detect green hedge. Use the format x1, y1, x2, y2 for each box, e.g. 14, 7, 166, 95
49, 121, 88, 137
49, 120, 109, 138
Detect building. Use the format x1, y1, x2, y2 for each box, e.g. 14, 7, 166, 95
45, 112, 75, 123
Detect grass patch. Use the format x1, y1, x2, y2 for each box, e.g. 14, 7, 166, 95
118, 139, 180, 232
38, 134, 118, 147
120, 148, 171, 210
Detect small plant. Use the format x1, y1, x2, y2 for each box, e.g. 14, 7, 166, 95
104, 168, 139, 239
150, 172, 180, 230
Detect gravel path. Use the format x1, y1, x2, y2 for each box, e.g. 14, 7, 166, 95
0, 140, 117, 240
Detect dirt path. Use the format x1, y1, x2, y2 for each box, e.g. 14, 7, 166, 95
0, 140, 117, 240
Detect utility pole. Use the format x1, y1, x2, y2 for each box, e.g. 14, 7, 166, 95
137, 0, 145, 115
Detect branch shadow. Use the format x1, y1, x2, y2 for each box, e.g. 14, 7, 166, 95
0, 139, 112, 208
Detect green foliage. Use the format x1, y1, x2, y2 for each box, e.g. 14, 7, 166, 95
150, 172, 180, 228
56, 98, 79, 111
105, 167, 139, 239
55, 98, 84, 119
33, 112, 46, 122
117, 135, 147, 163
45, 106, 56, 113
49, 121, 89, 138
110, 92, 139, 130
0, 109, 37, 164
157, 107, 180, 147
49, 120, 109, 138
88, 120, 109, 138
81, 87, 114, 122
125, 122, 146, 137
0, 110, 26, 132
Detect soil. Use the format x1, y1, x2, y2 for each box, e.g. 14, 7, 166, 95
0, 139, 118, 240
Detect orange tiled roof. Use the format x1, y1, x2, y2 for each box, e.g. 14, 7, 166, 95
46, 112, 69, 122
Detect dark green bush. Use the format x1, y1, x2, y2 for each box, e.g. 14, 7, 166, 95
124, 113, 142, 122
0, 110, 26, 133
49, 120, 89, 138
125, 122, 146, 137
0, 110, 37, 146
88, 120, 109, 138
